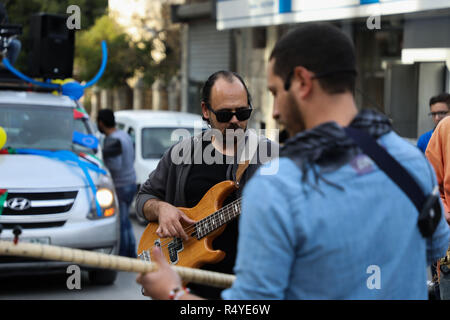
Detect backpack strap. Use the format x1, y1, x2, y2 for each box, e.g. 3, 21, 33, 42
344, 127, 441, 238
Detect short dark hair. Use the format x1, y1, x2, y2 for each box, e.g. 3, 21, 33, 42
201, 71, 252, 107
97, 109, 115, 128
430, 93, 450, 108
201, 70, 253, 122
269, 23, 357, 95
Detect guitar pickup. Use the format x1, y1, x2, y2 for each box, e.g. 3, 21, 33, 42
167, 237, 183, 265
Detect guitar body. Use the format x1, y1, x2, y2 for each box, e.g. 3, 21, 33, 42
138, 180, 237, 269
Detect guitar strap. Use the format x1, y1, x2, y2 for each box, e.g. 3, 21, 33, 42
234, 130, 259, 187
235, 160, 250, 187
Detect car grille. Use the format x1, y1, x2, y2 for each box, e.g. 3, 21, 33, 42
1, 191, 78, 216
0, 222, 66, 229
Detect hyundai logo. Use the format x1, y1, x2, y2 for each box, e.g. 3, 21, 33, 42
6, 197, 31, 211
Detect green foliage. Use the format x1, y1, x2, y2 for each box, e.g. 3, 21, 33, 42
77, 14, 180, 89
75, 15, 136, 88
5, 1, 181, 89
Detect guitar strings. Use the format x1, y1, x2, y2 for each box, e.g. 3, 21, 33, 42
162, 201, 241, 258
156, 198, 241, 250
154, 198, 242, 250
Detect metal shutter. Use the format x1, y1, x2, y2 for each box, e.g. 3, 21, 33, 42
188, 21, 232, 82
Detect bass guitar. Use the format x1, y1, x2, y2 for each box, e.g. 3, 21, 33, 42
138, 180, 242, 269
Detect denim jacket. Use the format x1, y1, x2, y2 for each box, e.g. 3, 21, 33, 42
223, 131, 450, 299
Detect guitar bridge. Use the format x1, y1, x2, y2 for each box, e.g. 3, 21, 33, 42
138, 250, 151, 262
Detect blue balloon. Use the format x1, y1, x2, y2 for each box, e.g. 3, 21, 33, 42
62, 81, 85, 100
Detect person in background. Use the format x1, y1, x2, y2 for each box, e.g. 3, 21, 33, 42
135, 70, 277, 299
425, 110, 450, 300
417, 93, 450, 153
0, 2, 21, 65
137, 23, 450, 300
97, 109, 137, 258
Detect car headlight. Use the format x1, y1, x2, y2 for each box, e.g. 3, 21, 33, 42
87, 176, 117, 220
96, 188, 114, 208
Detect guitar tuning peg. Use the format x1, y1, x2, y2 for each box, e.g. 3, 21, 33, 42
13, 225, 22, 244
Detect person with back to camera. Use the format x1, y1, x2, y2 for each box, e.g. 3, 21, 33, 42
97, 109, 137, 258
137, 23, 450, 300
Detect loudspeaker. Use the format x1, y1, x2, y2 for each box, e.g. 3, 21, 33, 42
28, 13, 74, 79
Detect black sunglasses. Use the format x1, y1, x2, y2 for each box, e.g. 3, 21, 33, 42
206, 103, 252, 123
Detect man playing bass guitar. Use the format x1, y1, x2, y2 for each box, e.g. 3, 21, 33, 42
135, 70, 278, 299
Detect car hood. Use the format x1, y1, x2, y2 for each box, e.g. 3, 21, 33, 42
0, 154, 103, 189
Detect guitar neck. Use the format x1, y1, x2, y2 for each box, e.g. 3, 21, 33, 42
195, 198, 242, 239
0, 240, 235, 288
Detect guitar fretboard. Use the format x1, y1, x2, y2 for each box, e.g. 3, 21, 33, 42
194, 198, 242, 239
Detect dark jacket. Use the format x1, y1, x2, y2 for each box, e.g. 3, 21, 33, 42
135, 129, 278, 219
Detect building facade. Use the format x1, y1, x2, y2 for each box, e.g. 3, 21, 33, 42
174, 0, 450, 140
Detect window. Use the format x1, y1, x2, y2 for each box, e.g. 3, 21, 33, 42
0, 104, 74, 151
141, 127, 195, 159
116, 122, 125, 130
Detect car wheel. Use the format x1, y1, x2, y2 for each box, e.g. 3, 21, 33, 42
88, 269, 118, 285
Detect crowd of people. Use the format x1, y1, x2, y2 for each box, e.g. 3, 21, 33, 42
96, 22, 450, 300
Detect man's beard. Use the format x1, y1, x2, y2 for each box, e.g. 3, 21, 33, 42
223, 123, 246, 147
286, 92, 306, 136
207, 122, 247, 149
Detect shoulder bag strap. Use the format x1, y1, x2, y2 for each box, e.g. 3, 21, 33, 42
344, 126, 441, 238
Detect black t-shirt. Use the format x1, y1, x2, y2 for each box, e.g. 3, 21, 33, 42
184, 141, 239, 299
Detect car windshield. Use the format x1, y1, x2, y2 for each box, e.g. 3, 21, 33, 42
141, 127, 195, 159
0, 104, 93, 153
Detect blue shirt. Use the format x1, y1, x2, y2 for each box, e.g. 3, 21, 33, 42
222, 131, 450, 300
417, 129, 434, 153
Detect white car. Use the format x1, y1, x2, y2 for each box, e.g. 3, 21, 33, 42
0, 89, 120, 284
114, 110, 205, 224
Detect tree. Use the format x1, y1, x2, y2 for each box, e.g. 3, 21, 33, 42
75, 15, 136, 89
129, 2, 181, 87
5, 1, 181, 91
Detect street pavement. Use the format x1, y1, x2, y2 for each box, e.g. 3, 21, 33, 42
0, 215, 149, 300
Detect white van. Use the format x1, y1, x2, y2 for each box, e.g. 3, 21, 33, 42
114, 110, 205, 223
